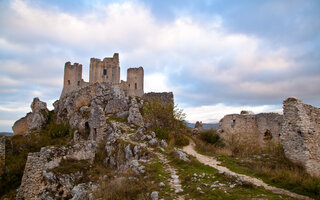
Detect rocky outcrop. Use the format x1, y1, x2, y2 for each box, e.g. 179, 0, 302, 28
12, 98, 49, 136
281, 97, 320, 177
218, 111, 283, 144
53, 83, 144, 142
127, 98, 144, 127
0, 136, 5, 175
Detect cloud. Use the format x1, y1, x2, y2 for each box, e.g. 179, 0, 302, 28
183, 103, 282, 123
0, 0, 319, 131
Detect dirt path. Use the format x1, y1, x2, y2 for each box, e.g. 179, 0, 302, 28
154, 152, 185, 200
182, 140, 313, 200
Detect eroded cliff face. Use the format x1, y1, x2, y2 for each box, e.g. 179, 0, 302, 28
281, 97, 320, 178
12, 98, 49, 136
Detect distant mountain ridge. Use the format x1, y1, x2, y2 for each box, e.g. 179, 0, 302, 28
186, 122, 219, 130
0, 132, 13, 136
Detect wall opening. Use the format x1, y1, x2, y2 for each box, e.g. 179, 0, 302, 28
264, 129, 273, 140
103, 69, 107, 75
231, 120, 235, 129
93, 128, 97, 140
135, 83, 137, 90
84, 122, 90, 138
77, 81, 80, 86
129, 84, 130, 88
68, 80, 70, 85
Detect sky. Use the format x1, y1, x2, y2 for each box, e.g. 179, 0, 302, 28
0, 0, 320, 132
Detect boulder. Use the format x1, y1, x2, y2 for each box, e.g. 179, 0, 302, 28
12, 97, 49, 136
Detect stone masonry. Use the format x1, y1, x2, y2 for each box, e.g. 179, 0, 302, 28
218, 111, 283, 144
60, 53, 144, 98
281, 97, 320, 177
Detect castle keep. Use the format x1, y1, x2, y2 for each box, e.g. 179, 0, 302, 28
60, 53, 144, 98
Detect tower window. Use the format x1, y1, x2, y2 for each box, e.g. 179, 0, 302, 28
68, 80, 70, 85
77, 81, 80, 86
231, 120, 235, 129
103, 69, 107, 75
135, 83, 137, 90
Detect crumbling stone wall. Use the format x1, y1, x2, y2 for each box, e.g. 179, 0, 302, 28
0, 136, 5, 175
126, 67, 144, 97
218, 111, 283, 144
89, 53, 120, 85
16, 141, 97, 200
143, 92, 174, 105
281, 97, 320, 177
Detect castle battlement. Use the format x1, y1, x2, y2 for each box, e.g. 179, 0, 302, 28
60, 53, 144, 98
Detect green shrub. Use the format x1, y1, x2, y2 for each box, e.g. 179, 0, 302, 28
200, 129, 224, 147
50, 159, 90, 175
142, 99, 189, 147
174, 133, 189, 147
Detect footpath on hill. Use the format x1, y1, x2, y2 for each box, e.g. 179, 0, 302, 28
182, 140, 313, 200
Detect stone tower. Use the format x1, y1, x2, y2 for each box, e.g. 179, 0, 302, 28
89, 53, 120, 84
127, 67, 144, 97
60, 62, 84, 98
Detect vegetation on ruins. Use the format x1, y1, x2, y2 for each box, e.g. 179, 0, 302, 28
142, 99, 189, 147
0, 111, 73, 199
193, 131, 320, 199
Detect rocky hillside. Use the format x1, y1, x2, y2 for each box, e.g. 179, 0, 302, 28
1, 83, 319, 200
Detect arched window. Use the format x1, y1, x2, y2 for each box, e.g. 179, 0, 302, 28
135, 83, 137, 90
77, 81, 80, 86
103, 69, 107, 75
68, 80, 70, 85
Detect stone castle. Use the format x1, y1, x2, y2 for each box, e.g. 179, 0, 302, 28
61, 53, 144, 98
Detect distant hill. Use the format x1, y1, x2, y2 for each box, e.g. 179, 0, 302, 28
186, 122, 219, 130
0, 132, 13, 136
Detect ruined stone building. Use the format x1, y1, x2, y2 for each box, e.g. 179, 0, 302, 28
218, 98, 320, 178
60, 53, 144, 98
218, 111, 283, 144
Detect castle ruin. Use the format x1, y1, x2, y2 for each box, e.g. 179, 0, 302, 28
60, 53, 144, 98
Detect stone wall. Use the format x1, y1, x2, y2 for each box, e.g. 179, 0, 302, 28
218, 111, 283, 144
143, 92, 174, 105
127, 67, 144, 97
0, 136, 5, 175
89, 53, 120, 84
16, 141, 97, 199
281, 97, 320, 177
60, 53, 144, 98
60, 62, 86, 98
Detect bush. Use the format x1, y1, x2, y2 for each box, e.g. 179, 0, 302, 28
142, 99, 189, 147
174, 133, 189, 147
200, 130, 224, 147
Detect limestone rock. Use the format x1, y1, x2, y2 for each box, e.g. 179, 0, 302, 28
281, 97, 320, 177
127, 98, 144, 127
149, 138, 158, 146
150, 191, 159, 200
12, 97, 49, 136
173, 147, 190, 162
